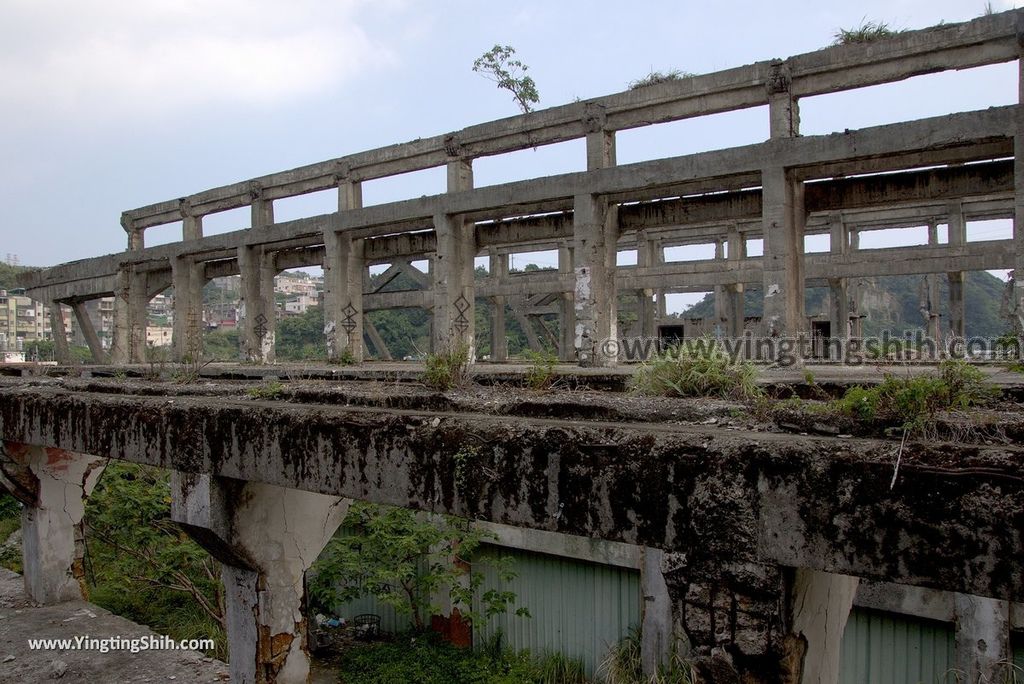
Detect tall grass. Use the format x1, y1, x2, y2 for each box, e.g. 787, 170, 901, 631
631, 341, 762, 401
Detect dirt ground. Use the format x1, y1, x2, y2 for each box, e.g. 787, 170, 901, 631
0, 569, 228, 683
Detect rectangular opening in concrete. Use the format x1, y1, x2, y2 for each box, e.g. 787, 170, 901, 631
143, 220, 183, 248
361, 166, 445, 207
799, 61, 1018, 135
272, 188, 337, 223
202, 206, 250, 235
615, 105, 769, 164
473, 138, 585, 187
366, 307, 429, 360
857, 225, 929, 250
746, 238, 764, 257
664, 243, 716, 262
664, 291, 711, 316
617, 249, 638, 266
804, 233, 830, 253
474, 256, 490, 273
966, 218, 1012, 242
276, 268, 322, 326
509, 250, 558, 272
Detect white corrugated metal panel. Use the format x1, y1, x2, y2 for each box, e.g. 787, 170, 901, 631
471, 543, 641, 676
839, 608, 955, 684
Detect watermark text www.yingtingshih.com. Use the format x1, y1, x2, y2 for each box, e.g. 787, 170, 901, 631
604, 330, 1021, 366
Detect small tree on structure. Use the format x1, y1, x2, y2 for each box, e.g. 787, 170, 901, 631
472, 45, 540, 114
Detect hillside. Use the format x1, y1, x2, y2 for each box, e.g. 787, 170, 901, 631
680, 271, 1011, 338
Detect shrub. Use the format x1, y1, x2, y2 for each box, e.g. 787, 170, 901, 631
246, 379, 285, 400
422, 344, 471, 391
523, 350, 558, 391
631, 341, 763, 401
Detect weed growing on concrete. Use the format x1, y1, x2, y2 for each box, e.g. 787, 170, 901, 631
452, 445, 480, 494
422, 344, 470, 391
631, 342, 763, 401
833, 20, 901, 45
833, 360, 996, 433
524, 349, 558, 391
246, 380, 285, 400
628, 69, 694, 89
472, 45, 540, 114
334, 348, 357, 366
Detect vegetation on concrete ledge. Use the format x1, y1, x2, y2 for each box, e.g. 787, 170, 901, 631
833, 20, 901, 45
833, 359, 995, 433
422, 343, 471, 391
524, 349, 558, 391
628, 69, 694, 90
630, 341, 763, 401
246, 379, 286, 400
473, 45, 540, 114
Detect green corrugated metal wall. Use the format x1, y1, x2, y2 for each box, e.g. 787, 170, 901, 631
471, 544, 641, 677
839, 608, 955, 684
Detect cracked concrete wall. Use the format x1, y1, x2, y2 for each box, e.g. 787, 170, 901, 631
0, 442, 105, 604
788, 569, 859, 684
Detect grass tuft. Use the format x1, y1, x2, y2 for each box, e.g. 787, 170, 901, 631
628, 69, 694, 90
422, 344, 471, 391
833, 20, 900, 45
631, 340, 763, 401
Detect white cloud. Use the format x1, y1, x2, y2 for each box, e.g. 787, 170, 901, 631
0, 0, 395, 125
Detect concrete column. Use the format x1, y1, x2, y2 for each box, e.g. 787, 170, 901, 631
1014, 47, 1024, 335
768, 62, 800, 139
171, 257, 205, 363
725, 227, 746, 338
0, 442, 105, 604
323, 230, 365, 363
171, 474, 349, 684
827, 215, 849, 343
558, 243, 575, 362
181, 200, 203, 242
787, 569, 859, 684
948, 271, 966, 341
238, 246, 276, 364
490, 297, 507, 362
953, 593, 1010, 683
432, 158, 476, 357
72, 301, 108, 364
48, 302, 71, 364
112, 268, 148, 364
761, 165, 806, 339
640, 548, 676, 678
122, 213, 144, 251
250, 183, 274, 229
586, 128, 616, 170
573, 193, 617, 366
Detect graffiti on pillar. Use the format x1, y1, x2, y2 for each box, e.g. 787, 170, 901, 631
253, 313, 269, 341
452, 294, 471, 335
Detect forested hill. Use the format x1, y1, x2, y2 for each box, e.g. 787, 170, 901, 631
0, 263, 33, 291
680, 271, 1010, 338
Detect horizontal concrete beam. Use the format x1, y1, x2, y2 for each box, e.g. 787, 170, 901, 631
120, 11, 1021, 230
0, 386, 1020, 602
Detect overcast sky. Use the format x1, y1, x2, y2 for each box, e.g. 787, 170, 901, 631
0, 0, 1019, 281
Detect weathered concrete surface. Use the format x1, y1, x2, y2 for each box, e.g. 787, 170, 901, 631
0, 568, 228, 683
0, 380, 1021, 606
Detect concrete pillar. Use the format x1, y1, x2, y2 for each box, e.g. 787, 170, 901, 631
768, 62, 800, 139
112, 268, 148, 364
948, 271, 966, 341
48, 302, 71, 364
432, 159, 476, 357
953, 593, 1010, 683
323, 230, 365, 363
181, 200, 203, 241
122, 213, 144, 251
827, 280, 848, 347
489, 251, 508, 362
761, 165, 806, 339
250, 183, 274, 229
573, 193, 617, 366
787, 569, 859, 684
171, 474, 349, 684
0, 442, 105, 604
640, 547, 676, 678
72, 301, 108, 364
1014, 46, 1024, 335
324, 177, 364, 363
171, 257, 205, 363
238, 246, 276, 364
558, 243, 575, 362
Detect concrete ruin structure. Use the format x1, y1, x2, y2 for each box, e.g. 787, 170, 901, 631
3, 10, 1024, 684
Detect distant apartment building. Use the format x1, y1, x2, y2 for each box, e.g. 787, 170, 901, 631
0, 290, 54, 351
283, 294, 318, 316
274, 272, 322, 298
